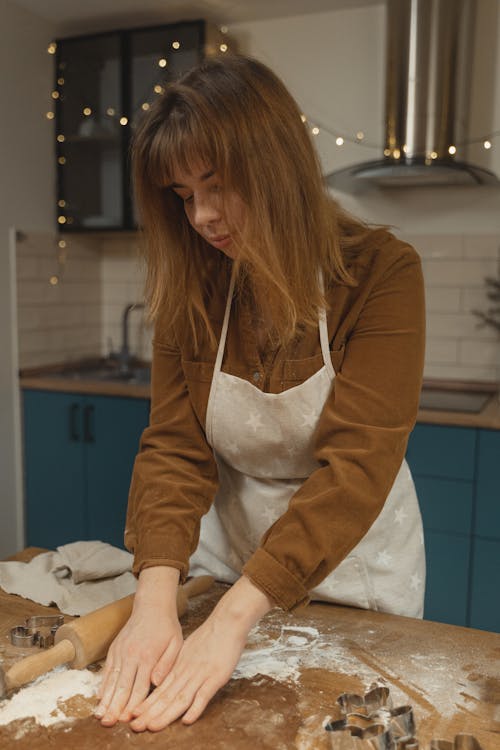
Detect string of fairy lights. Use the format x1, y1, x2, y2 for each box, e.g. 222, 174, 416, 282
43, 26, 499, 285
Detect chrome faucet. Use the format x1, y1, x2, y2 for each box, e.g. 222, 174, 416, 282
119, 302, 145, 373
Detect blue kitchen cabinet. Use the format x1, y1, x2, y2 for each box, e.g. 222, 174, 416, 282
406, 423, 476, 627
423, 530, 471, 626
474, 429, 500, 540
470, 538, 500, 632
23, 390, 86, 548
407, 423, 500, 632
469, 429, 500, 631
22, 389, 150, 550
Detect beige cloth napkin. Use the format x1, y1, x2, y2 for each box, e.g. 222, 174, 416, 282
0, 541, 137, 615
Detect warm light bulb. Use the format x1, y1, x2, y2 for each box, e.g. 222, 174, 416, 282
154, 85, 163, 94
142, 102, 150, 111
383, 148, 391, 157
172, 41, 180, 50
311, 126, 320, 135
300, 114, 307, 123
57, 134, 65, 142
431, 151, 438, 159
158, 58, 167, 67
49, 275, 59, 285
356, 131, 364, 141
220, 25, 228, 33
57, 77, 65, 85
58, 239, 66, 248
448, 145, 457, 155
106, 107, 115, 116
58, 157, 66, 165
336, 137, 344, 146
58, 200, 66, 207
47, 42, 57, 54
484, 140, 492, 150
58, 216, 66, 224
46, 111, 55, 120
393, 149, 401, 159
51, 91, 59, 99
83, 107, 92, 116
220, 44, 228, 52
120, 117, 128, 126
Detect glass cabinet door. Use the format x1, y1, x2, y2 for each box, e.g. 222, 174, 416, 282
54, 21, 209, 232
128, 22, 205, 225
56, 32, 124, 230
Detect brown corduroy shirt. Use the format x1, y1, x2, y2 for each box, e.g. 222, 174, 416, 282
124, 232, 425, 610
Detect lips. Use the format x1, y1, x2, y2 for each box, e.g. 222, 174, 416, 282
208, 234, 231, 248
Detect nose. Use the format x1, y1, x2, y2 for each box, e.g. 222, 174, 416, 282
191, 194, 221, 228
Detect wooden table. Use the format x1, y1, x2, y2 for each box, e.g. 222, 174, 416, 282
1, 549, 499, 749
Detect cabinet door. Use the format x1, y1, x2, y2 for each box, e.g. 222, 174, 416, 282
423, 530, 471, 626
474, 429, 500, 541
56, 32, 124, 230
84, 396, 150, 549
406, 423, 476, 627
406, 424, 476, 480
470, 537, 500, 632
23, 390, 86, 548
412, 476, 474, 535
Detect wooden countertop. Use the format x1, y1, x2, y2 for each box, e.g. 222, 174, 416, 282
1, 549, 499, 749
20, 368, 500, 429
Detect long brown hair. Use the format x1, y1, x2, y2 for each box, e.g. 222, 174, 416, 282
132, 54, 381, 349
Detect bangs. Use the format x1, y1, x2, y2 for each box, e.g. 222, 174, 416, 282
143, 92, 225, 189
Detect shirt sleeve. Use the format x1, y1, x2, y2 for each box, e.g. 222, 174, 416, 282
242, 244, 426, 610
124, 326, 219, 581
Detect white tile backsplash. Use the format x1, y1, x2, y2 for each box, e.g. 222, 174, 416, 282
16, 231, 500, 386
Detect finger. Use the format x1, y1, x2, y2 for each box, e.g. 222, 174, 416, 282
181, 680, 216, 725
151, 636, 183, 686
131, 667, 179, 717
96, 651, 118, 700
94, 665, 122, 717
99, 664, 138, 725
130, 680, 192, 731
118, 664, 154, 722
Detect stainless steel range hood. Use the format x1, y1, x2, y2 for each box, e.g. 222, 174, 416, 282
327, 0, 498, 191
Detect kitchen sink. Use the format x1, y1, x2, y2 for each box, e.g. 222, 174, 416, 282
418, 388, 492, 413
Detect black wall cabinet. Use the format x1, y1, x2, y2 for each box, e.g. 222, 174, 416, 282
54, 21, 224, 232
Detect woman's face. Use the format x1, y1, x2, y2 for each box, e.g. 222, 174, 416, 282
169, 163, 245, 259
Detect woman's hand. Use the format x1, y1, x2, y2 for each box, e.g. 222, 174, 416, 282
128, 575, 274, 731
95, 566, 182, 726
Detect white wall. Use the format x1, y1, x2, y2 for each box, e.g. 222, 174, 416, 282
0, 0, 58, 556
229, 1, 500, 233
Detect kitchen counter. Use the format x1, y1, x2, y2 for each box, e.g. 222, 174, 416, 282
20, 364, 500, 429
1, 548, 499, 749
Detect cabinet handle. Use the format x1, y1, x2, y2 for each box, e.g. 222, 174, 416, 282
83, 405, 95, 443
69, 403, 80, 442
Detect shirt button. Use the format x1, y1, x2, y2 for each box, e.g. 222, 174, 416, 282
253, 371, 261, 382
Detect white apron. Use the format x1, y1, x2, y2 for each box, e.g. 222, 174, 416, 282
189, 270, 425, 618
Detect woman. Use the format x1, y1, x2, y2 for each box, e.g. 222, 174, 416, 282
95, 54, 426, 731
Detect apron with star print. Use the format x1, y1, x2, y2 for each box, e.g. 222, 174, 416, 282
189, 269, 426, 617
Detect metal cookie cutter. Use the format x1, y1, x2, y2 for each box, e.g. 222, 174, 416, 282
10, 614, 64, 649
337, 686, 392, 716
325, 716, 395, 750
430, 735, 483, 750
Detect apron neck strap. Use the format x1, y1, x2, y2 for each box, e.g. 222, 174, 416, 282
213, 262, 237, 380
318, 271, 334, 379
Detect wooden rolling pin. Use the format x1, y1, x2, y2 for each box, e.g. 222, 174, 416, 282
0, 575, 214, 698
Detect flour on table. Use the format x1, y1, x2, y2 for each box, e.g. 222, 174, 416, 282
0, 665, 100, 732
233, 622, 375, 684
